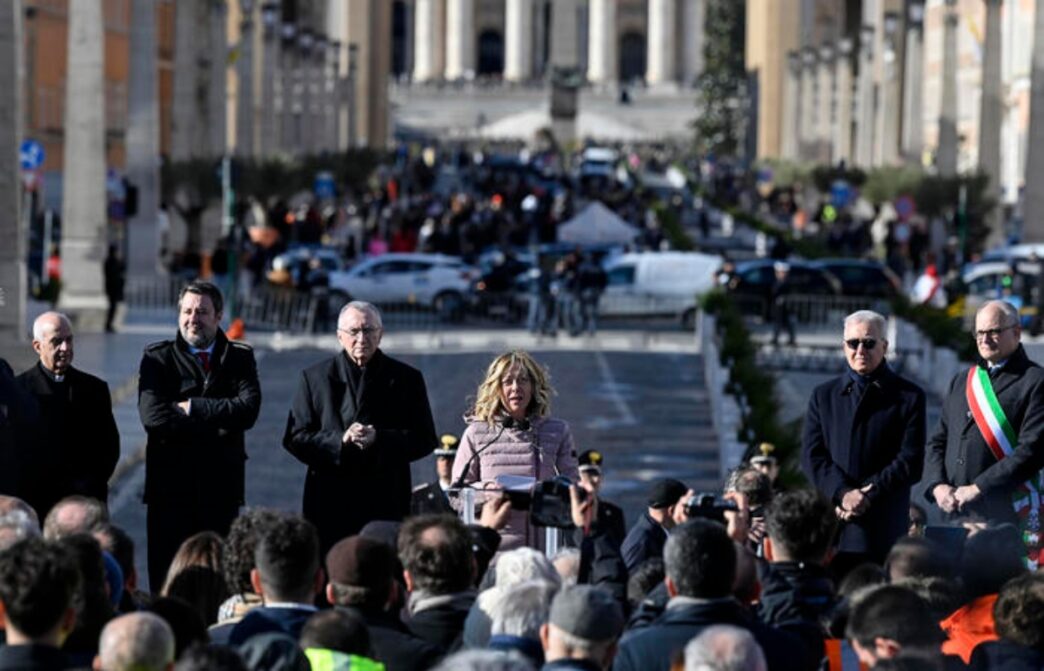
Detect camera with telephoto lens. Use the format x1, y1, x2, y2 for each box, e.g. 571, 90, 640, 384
684, 493, 738, 524
528, 476, 586, 529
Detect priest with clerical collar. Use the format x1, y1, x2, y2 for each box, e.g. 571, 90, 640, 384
16, 312, 120, 519
801, 309, 927, 576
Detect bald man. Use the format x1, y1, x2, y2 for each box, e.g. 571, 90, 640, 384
94, 612, 175, 671
17, 312, 119, 518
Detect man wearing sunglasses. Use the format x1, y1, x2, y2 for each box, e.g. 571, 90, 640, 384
802, 310, 926, 575
924, 300, 1044, 530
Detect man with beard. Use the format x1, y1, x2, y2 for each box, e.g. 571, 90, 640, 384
138, 282, 260, 589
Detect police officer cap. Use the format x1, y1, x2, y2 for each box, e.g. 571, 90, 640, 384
434, 434, 459, 458
578, 450, 604, 472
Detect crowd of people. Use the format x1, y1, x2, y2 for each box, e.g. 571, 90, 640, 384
1, 279, 1043, 670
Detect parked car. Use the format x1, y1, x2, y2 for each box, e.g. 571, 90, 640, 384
725, 259, 843, 319
960, 260, 1040, 328
601, 252, 722, 328
808, 258, 903, 298
326, 253, 479, 321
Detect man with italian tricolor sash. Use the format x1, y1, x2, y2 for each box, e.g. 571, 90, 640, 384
924, 300, 1044, 568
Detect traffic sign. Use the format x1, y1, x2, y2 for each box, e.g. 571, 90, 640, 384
19, 139, 45, 171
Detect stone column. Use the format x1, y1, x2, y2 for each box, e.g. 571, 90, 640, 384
326, 40, 342, 150
854, 23, 876, 167
279, 22, 297, 153
587, 0, 616, 84
413, 0, 445, 81
259, 1, 280, 156
1023, 0, 1044, 240
444, 0, 474, 79
901, 0, 925, 164
876, 11, 901, 165
681, 0, 705, 87
236, 0, 255, 157
0, 0, 25, 359
208, 0, 228, 155
937, 0, 959, 177
297, 31, 315, 155
646, 0, 675, 85
549, 0, 580, 67
817, 45, 835, 164
172, 0, 204, 160
799, 47, 817, 161
127, 0, 161, 277
834, 38, 854, 164
979, 0, 1004, 246
781, 50, 801, 160
60, 0, 107, 323
505, 0, 533, 81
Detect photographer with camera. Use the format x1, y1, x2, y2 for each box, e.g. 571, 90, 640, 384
452, 351, 579, 552
620, 479, 689, 574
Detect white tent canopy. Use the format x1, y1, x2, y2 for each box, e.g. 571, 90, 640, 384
558, 201, 641, 246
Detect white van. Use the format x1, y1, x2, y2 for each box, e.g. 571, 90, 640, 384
600, 251, 723, 328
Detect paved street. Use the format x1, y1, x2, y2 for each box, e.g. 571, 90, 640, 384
102, 332, 714, 591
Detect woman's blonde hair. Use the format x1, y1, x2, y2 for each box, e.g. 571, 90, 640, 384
471, 350, 553, 425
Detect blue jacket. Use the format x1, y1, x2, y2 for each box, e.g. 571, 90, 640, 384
227, 605, 317, 645
801, 364, 926, 558
620, 512, 667, 573
612, 598, 812, 671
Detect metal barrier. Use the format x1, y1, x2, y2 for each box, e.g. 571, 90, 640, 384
126, 278, 704, 334
733, 294, 893, 334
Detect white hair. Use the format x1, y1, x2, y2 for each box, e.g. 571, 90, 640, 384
551, 548, 581, 586
546, 625, 618, 660
338, 301, 383, 329
32, 311, 72, 341
495, 547, 561, 589
843, 310, 886, 338
0, 509, 41, 551
432, 649, 534, 671
98, 612, 176, 671
490, 580, 558, 639
684, 625, 767, 671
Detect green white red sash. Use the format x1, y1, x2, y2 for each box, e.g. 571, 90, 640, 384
965, 366, 1043, 568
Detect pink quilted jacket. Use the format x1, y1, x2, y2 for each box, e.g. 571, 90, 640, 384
451, 415, 579, 551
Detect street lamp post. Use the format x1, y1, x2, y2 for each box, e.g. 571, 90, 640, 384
348, 43, 358, 149
259, 1, 279, 156
236, 0, 255, 157
327, 39, 342, 151
280, 21, 297, 154
297, 29, 314, 155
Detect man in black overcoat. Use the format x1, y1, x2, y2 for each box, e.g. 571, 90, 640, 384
17, 312, 119, 519
138, 282, 261, 590
923, 300, 1044, 524
283, 301, 436, 553
802, 309, 926, 568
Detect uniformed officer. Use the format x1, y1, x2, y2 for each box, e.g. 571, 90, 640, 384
578, 449, 626, 548
410, 434, 458, 516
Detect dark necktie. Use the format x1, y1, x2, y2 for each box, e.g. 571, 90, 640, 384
196, 351, 211, 374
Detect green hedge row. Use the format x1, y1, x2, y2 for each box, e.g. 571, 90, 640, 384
702, 289, 807, 488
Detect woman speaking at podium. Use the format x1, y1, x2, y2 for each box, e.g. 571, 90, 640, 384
452, 350, 579, 551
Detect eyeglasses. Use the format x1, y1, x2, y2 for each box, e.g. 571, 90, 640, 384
844, 338, 878, 351
338, 327, 380, 339
974, 324, 1016, 340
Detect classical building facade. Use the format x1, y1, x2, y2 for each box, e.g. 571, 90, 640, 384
748, 0, 1033, 210
389, 0, 706, 86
